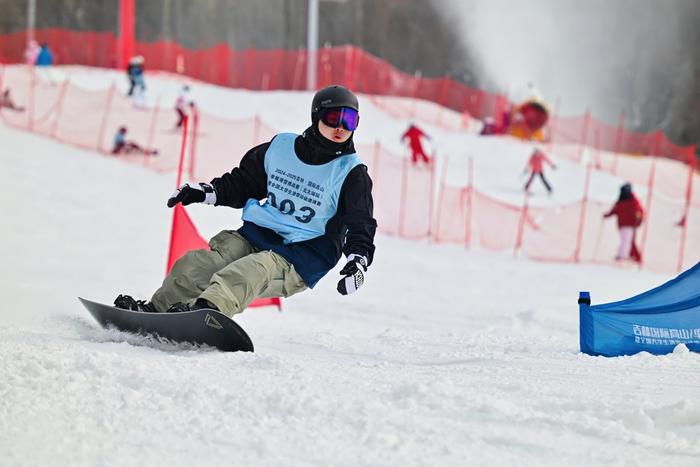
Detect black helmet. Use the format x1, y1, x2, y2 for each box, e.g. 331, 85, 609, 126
619, 182, 633, 201
311, 85, 359, 121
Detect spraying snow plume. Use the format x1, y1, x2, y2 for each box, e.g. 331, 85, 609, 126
432, 0, 697, 129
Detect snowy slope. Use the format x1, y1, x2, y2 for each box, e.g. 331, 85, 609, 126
2, 99, 700, 466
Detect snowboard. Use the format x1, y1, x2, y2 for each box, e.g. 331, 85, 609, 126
78, 297, 254, 352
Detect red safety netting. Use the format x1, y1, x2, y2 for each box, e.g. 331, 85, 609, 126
520, 201, 581, 262
2, 58, 699, 275
433, 185, 471, 246
550, 112, 696, 166
189, 113, 277, 182
361, 142, 404, 237
471, 191, 524, 252
2, 28, 696, 168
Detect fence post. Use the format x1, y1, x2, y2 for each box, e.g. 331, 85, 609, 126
465, 156, 474, 249
49, 76, 70, 138
576, 108, 591, 164
166, 115, 191, 275
638, 132, 660, 268
573, 162, 593, 262
433, 155, 449, 243
513, 193, 529, 258
292, 49, 305, 91
244, 49, 253, 89
676, 151, 695, 271
175, 115, 189, 188
427, 151, 437, 241
188, 105, 199, 180
96, 82, 116, 152
546, 96, 561, 153
370, 140, 381, 184
145, 94, 161, 154
398, 157, 409, 237
611, 111, 624, 176
348, 46, 359, 91
215, 44, 229, 87
269, 49, 282, 90
460, 108, 470, 130
342, 46, 350, 88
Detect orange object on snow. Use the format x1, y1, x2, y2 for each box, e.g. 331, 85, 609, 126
507, 100, 549, 141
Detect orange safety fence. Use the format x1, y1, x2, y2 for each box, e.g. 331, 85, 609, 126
549, 112, 696, 166
1, 63, 699, 274
2, 28, 696, 166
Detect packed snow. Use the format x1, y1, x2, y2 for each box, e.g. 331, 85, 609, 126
1, 70, 699, 466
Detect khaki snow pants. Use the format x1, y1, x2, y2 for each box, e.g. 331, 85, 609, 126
151, 230, 307, 317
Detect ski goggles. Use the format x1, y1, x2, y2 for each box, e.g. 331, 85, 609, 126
319, 107, 360, 131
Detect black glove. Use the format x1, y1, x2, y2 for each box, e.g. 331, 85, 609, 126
337, 254, 368, 295
167, 182, 216, 208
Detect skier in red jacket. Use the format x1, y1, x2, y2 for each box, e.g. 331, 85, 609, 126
401, 124, 431, 166
523, 145, 556, 194
603, 183, 644, 262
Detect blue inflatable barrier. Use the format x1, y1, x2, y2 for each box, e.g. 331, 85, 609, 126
579, 261, 700, 357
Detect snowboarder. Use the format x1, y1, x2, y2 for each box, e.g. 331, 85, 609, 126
401, 124, 431, 166
523, 144, 556, 194
0, 89, 25, 112
111, 126, 158, 156
174, 85, 192, 129
114, 85, 377, 318
603, 182, 644, 262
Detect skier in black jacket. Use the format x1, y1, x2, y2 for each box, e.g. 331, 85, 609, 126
115, 85, 377, 317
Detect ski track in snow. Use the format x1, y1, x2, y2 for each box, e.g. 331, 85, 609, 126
2, 74, 700, 466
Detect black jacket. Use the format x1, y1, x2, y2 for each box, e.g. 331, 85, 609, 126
210, 126, 377, 287
126, 63, 143, 78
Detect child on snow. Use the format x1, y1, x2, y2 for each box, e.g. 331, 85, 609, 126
1, 89, 25, 112
114, 85, 377, 317
524, 144, 556, 194
126, 56, 146, 106
111, 126, 158, 156
603, 183, 644, 263
174, 85, 193, 129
